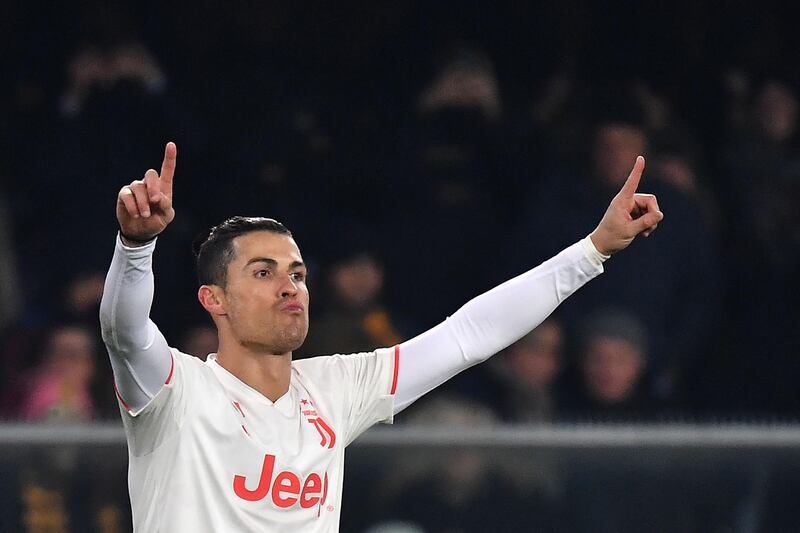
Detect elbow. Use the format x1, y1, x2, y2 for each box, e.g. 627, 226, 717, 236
447, 309, 502, 365
99, 294, 116, 347
100, 321, 116, 349
98, 294, 141, 353
98, 290, 153, 356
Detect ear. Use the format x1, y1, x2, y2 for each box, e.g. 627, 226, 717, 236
198, 285, 226, 316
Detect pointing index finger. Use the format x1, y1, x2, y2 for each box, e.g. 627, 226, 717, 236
620, 155, 645, 197
160, 142, 177, 197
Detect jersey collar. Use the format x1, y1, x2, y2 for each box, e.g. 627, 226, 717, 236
205, 353, 295, 414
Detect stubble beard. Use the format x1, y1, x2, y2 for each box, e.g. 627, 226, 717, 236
239, 320, 308, 355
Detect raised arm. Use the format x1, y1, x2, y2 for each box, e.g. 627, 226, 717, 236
393, 156, 663, 412
99, 142, 177, 413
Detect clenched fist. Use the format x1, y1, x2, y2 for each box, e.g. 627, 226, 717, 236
590, 156, 664, 255
117, 142, 177, 245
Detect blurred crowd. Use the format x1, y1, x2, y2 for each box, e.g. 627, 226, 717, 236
2, 1, 800, 531
2, 0, 800, 423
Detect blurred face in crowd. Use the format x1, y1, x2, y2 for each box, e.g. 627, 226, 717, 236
405, 394, 496, 491
653, 154, 696, 193
419, 66, 500, 119
504, 320, 562, 388
331, 254, 384, 309
182, 325, 218, 361
66, 271, 105, 315
754, 80, 799, 142
593, 124, 647, 188
213, 231, 309, 354
46, 327, 96, 387
582, 336, 644, 404
67, 43, 163, 93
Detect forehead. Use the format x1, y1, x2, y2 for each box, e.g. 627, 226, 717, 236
587, 337, 641, 357
231, 231, 302, 264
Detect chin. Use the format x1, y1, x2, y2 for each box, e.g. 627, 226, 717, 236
276, 327, 309, 354
285, 335, 307, 354
238, 325, 307, 355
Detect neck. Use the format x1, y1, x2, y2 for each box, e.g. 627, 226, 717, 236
215, 337, 292, 402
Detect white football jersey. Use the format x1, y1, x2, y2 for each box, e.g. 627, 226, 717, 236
119, 346, 399, 532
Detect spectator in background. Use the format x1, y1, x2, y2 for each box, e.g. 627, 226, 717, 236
17, 27, 197, 338
716, 74, 800, 413
60, 272, 121, 419
559, 312, 703, 533
721, 75, 800, 275
649, 124, 722, 231
416, 45, 501, 121
486, 317, 563, 422
11, 321, 130, 529
180, 324, 218, 361
298, 235, 403, 358
369, 394, 545, 533
57, 271, 106, 327
482, 319, 570, 525
49, 39, 172, 243
509, 90, 720, 400
19, 325, 96, 422
0, 272, 122, 420
384, 43, 521, 331
59, 42, 166, 119
558, 309, 662, 421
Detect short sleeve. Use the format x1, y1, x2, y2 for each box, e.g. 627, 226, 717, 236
118, 349, 204, 456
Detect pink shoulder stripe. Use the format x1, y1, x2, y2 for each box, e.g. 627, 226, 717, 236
165, 352, 175, 384
390, 345, 400, 395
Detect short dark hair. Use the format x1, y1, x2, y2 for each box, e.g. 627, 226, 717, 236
579, 308, 648, 358
192, 216, 292, 287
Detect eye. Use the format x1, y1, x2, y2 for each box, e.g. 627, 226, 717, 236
291, 271, 306, 282
255, 269, 270, 278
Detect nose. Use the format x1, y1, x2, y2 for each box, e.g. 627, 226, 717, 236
279, 274, 299, 299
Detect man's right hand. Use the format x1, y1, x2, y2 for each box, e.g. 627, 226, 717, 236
116, 142, 177, 245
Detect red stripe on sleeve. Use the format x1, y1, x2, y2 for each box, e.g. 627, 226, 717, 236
114, 383, 132, 412
114, 352, 173, 414
165, 352, 175, 384
390, 345, 400, 395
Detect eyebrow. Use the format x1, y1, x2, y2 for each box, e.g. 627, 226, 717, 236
244, 257, 306, 270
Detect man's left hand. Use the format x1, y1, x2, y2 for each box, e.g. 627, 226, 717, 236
590, 156, 664, 255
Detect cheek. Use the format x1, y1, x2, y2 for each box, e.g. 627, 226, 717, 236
227, 291, 265, 328
298, 285, 311, 305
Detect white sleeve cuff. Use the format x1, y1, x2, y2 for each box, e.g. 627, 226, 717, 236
117, 232, 158, 256
580, 235, 610, 266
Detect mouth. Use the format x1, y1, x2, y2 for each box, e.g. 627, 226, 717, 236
281, 302, 305, 313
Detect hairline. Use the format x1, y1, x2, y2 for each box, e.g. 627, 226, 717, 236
196, 217, 293, 289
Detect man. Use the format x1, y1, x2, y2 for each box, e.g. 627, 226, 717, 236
559, 308, 663, 421
100, 142, 662, 531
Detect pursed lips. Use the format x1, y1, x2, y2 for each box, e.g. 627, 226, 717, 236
280, 301, 305, 313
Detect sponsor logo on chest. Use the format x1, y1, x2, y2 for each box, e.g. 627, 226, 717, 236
233, 453, 329, 510
231, 398, 334, 513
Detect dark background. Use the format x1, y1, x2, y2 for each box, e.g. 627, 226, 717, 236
1, 0, 799, 418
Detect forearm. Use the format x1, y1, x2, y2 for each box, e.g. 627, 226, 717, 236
393, 236, 608, 412
100, 234, 172, 411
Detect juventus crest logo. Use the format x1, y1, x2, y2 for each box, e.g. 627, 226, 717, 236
300, 399, 336, 449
